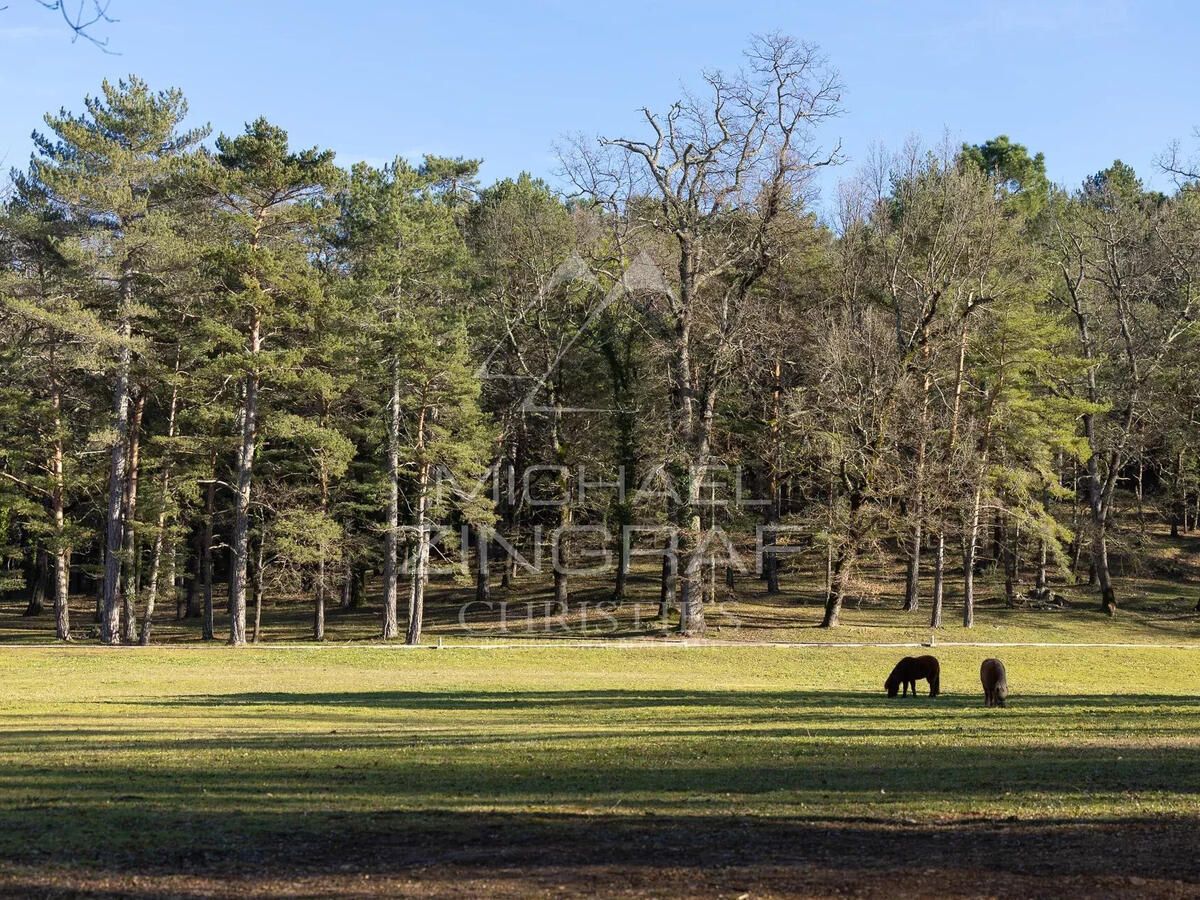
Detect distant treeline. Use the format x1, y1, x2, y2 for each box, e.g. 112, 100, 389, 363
3, 34, 1199, 644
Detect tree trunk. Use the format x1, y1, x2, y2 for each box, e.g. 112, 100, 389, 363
406, 405, 431, 646
821, 548, 852, 628
668, 286, 711, 638
167, 542, 181, 621
989, 519, 1003, 573
903, 354, 932, 613
201, 455, 217, 639
475, 526, 490, 605
658, 549, 676, 622
1073, 292, 1118, 614
251, 536, 264, 643
382, 360, 401, 638
960, 360, 1002, 628
1082, 439, 1117, 615
1171, 450, 1184, 539
821, 491, 863, 628
314, 444, 329, 642
405, 464, 430, 645
53, 547, 69, 639
962, 484, 984, 629
611, 461, 632, 604
314, 562, 325, 642
24, 548, 49, 617
183, 521, 200, 619
604, 340, 637, 605
1092, 522, 1117, 616
229, 311, 261, 646
764, 352, 783, 595
903, 522, 922, 612
679, 546, 704, 635
553, 568, 569, 606
1135, 450, 1147, 545
824, 474, 835, 602
612, 537, 627, 603
763, 525, 780, 594
120, 393, 146, 644
678, 477, 707, 636
503, 551, 516, 589
930, 530, 945, 628
141, 379, 178, 645
141, 526, 167, 645
100, 275, 134, 644
50, 383, 70, 640
550, 398, 570, 608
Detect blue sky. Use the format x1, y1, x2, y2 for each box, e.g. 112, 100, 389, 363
1, 0, 1197, 215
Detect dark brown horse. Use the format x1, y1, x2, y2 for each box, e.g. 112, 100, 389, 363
884, 655, 940, 697
981, 658, 1008, 707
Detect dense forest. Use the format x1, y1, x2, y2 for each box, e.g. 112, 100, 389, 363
3, 34, 1199, 645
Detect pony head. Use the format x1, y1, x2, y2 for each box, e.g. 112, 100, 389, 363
884, 673, 901, 697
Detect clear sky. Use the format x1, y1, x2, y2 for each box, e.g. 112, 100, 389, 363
2, 0, 1198, 216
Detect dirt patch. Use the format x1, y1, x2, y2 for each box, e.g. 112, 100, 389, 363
2, 812, 1197, 898
0, 864, 1194, 899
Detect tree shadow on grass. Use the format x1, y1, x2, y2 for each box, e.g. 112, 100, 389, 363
4, 689, 1200, 812
5, 687, 1200, 893
141, 687, 1200, 713
0, 806, 1197, 890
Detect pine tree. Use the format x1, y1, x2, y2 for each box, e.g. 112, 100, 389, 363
957, 292, 1091, 626
204, 118, 341, 646
27, 77, 208, 643
0, 192, 104, 639
338, 157, 481, 639
399, 317, 492, 644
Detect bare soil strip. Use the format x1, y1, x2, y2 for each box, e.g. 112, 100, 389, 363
2, 812, 1197, 899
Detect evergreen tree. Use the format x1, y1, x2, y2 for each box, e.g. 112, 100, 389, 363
338, 157, 479, 639
204, 118, 341, 646
0, 191, 103, 639
28, 77, 208, 643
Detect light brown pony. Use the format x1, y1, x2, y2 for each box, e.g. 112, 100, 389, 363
980, 658, 1008, 707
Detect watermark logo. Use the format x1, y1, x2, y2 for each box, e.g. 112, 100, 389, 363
401, 518, 801, 580
454, 598, 744, 635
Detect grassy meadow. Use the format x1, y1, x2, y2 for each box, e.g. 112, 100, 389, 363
1, 525, 1197, 896
0, 643, 1198, 897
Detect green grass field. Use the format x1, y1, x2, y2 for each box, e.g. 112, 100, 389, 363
1, 525, 1196, 896
1, 644, 1198, 898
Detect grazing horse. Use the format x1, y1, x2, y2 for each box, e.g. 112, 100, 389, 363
884, 655, 940, 697
980, 658, 1008, 707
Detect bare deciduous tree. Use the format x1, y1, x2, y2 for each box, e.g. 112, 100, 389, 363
565, 33, 842, 635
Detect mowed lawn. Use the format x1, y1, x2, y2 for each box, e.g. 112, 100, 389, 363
1, 646, 1199, 898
